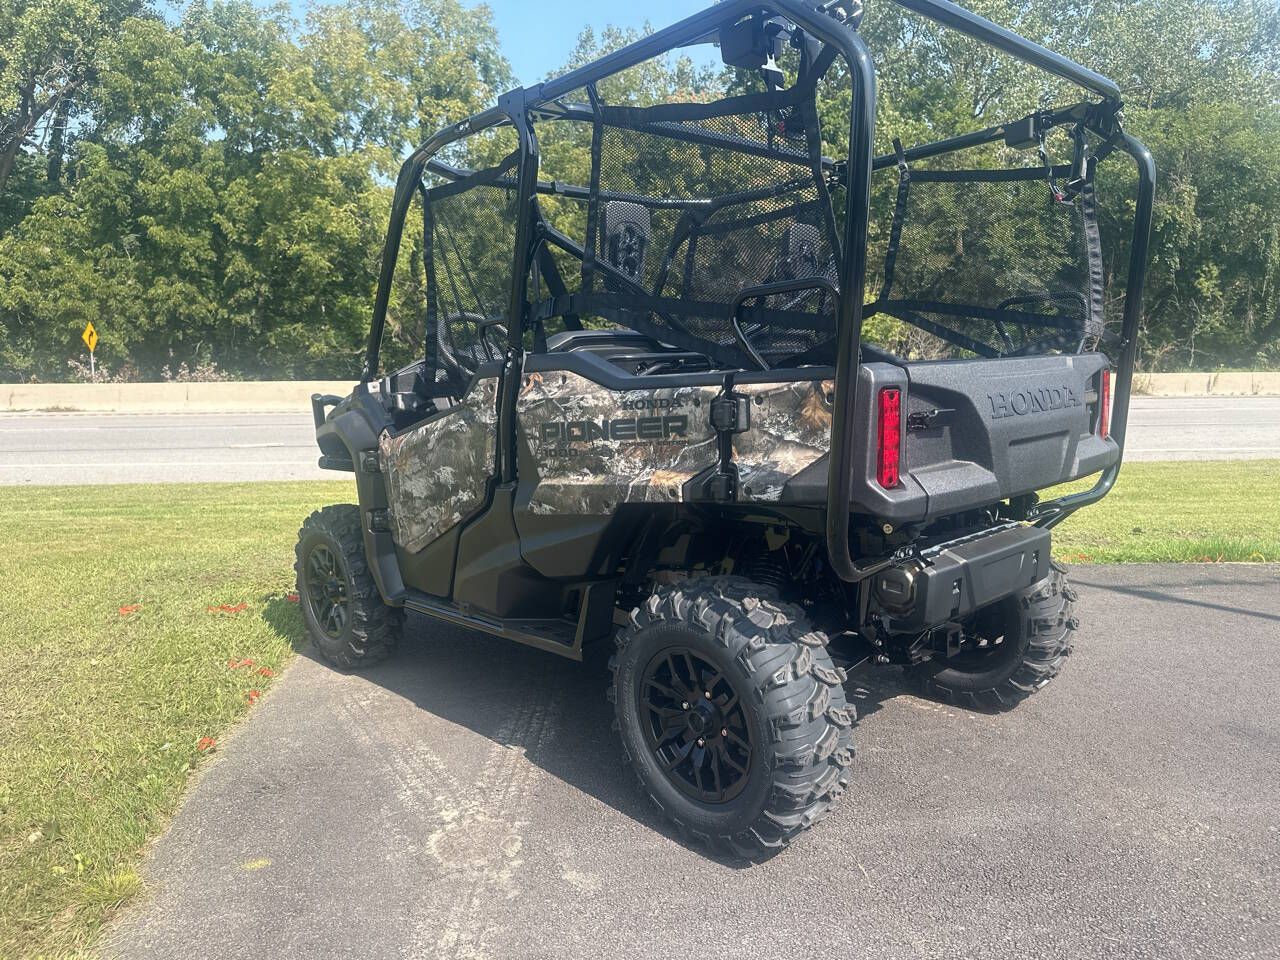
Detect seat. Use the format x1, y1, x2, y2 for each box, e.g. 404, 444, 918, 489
545, 329, 664, 355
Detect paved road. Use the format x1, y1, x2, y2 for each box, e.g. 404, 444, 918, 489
2, 397, 1278, 485
0, 412, 330, 484
1124, 397, 1280, 460
103, 565, 1280, 960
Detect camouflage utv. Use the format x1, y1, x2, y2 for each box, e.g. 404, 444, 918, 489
298, 0, 1153, 858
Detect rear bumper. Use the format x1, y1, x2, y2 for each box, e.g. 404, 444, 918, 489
871, 524, 1051, 632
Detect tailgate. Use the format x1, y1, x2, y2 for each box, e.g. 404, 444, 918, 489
901, 354, 1117, 517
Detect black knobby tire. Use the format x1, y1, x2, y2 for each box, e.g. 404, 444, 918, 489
295, 504, 402, 670
609, 576, 856, 860
907, 560, 1078, 710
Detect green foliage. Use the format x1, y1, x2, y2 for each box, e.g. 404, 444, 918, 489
0, 0, 1278, 379
0, 0, 510, 379
1082, 0, 1280, 369
1126, 104, 1280, 368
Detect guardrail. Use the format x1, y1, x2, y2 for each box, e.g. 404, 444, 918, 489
1132, 372, 1280, 397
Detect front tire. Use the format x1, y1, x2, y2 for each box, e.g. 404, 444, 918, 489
609, 577, 856, 860
906, 560, 1077, 710
295, 504, 401, 670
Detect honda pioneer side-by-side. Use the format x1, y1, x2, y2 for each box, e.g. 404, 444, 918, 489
297, 0, 1153, 858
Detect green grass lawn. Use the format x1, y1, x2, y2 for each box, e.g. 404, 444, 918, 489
1049, 459, 1280, 562
0, 481, 347, 958
1, 462, 1278, 957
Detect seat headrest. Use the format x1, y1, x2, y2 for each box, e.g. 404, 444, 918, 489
601, 201, 651, 280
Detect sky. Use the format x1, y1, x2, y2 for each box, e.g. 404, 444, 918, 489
471, 0, 720, 85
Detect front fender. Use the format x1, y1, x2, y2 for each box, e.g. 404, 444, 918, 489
312, 386, 406, 604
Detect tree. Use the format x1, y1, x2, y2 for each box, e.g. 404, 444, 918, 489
0, 0, 147, 205
302, 0, 511, 155
0, 0, 513, 380
2, 0, 1279, 378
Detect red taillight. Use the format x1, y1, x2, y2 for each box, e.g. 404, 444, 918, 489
1099, 368, 1111, 440
877, 387, 902, 489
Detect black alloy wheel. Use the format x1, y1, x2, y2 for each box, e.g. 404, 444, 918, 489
304, 543, 350, 639
609, 577, 856, 860
640, 647, 753, 804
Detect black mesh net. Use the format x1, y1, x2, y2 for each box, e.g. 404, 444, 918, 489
573, 92, 840, 368
413, 66, 1108, 375
868, 160, 1103, 359
423, 154, 521, 394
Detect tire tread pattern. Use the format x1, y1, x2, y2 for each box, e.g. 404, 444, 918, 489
295, 504, 401, 670
609, 576, 856, 861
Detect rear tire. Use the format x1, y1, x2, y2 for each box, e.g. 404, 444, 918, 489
295, 504, 401, 670
906, 561, 1077, 710
609, 576, 856, 861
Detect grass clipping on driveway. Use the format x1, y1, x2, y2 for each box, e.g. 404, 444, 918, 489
1, 462, 1278, 956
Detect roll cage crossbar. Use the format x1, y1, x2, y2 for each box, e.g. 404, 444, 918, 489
362, 0, 1154, 581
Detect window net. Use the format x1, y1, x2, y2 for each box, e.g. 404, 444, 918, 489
422, 153, 521, 395
572, 91, 840, 368
866, 152, 1104, 359
413, 57, 1108, 375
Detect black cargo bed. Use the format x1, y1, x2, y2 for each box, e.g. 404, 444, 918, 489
783, 354, 1117, 522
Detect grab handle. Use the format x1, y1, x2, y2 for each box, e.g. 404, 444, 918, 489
729, 276, 840, 371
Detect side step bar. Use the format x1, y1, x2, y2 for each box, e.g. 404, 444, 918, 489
402, 583, 616, 661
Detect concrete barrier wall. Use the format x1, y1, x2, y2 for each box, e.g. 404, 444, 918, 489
2, 372, 1278, 412
1, 381, 357, 413
1132, 371, 1280, 397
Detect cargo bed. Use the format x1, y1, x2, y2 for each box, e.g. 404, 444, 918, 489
783, 353, 1117, 523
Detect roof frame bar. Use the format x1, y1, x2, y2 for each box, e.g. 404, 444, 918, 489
367, 0, 1122, 381
362, 0, 1140, 584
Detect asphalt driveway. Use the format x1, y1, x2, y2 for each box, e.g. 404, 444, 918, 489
103, 565, 1280, 960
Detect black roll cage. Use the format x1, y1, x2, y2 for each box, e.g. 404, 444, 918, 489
360, 0, 1155, 582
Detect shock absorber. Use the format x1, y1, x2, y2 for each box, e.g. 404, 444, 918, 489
744, 550, 789, 592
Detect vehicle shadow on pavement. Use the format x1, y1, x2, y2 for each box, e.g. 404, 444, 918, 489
264, 603, 908, 866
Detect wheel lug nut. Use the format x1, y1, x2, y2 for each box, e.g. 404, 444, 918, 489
704, 691, 712, 699
720, 728, 728, 737
696, 738, 705, 747
681, 701, 689, 709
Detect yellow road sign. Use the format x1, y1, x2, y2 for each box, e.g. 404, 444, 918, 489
82, 321, 98, 353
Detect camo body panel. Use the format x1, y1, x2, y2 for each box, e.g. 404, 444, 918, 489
379, 378, 498, 552
733, 379, 834, 501
517, 371, 721, 515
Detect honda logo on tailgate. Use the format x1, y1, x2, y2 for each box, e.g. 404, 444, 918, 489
987, 385, 1082, 419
